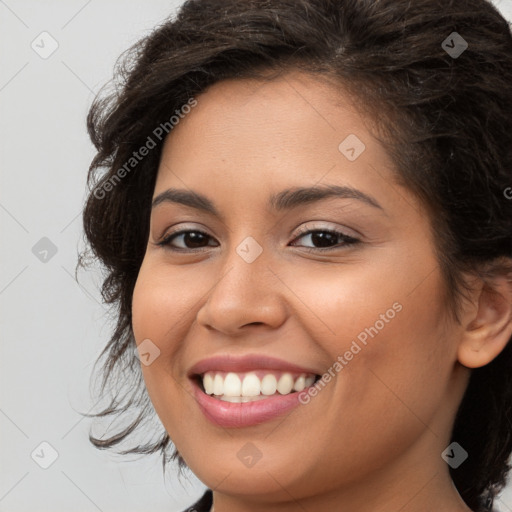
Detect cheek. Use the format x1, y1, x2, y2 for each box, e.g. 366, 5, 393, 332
302, 262, 453, 438
329, 272, 453, 441
132, 260, 199, 348
285, 290, 451, 484
131, 261, 199, 417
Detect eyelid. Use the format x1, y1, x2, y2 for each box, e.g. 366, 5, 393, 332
293, 221, 361, 239
157, 221, 358, 242
157, 222, 212, 240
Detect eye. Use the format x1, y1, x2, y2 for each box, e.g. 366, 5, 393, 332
289, 228, 360, 251
157, 229, 218, 251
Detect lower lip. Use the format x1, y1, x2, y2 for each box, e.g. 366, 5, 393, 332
192, 380, 305, 428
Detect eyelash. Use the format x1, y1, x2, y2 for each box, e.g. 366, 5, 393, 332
156, 227, 360, 253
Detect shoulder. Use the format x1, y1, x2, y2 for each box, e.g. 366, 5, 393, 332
181, 489, 212, 512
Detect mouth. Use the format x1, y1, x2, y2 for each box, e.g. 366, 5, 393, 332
193, 370, 321, 403
190, 369, 322, 428
187, 354, 323, 427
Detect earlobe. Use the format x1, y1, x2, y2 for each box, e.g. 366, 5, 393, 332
457, 275, 512, 369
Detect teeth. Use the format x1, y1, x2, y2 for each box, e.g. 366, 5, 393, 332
241, 373, 261, 396
213, 374, 224, 396
201, 371, 316, 399
223, 373, 242, 397
293, 375, 306, 392
261, 374, 277, 395
203, 373, 214, 394
277, 373, 294, 394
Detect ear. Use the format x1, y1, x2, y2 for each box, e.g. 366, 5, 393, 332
458, 271, 512, 369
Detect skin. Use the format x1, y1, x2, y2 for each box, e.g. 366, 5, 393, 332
131, 71, 512, 512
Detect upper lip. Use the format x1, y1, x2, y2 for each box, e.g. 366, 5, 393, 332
187, 354, 321, 377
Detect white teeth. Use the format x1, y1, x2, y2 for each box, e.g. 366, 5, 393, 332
293, 375, 306, 392
241, 373, 261, 396
277, 373, 294, 394
201, 371, 316, 399
223, 373, 242, 397
261, 374, 277, 395
203, 373, 214, 394
213, 374, 224, 396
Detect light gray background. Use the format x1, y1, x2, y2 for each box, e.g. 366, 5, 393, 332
1, 1, 512, 511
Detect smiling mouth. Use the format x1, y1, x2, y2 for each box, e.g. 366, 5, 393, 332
194, 370, 321, 402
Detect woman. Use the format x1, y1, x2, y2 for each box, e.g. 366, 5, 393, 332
81, 0, 512, 511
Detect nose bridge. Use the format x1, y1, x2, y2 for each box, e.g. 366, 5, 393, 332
196, 230, 286, 332
219, 214, 270, 280
217, 232, 271, 302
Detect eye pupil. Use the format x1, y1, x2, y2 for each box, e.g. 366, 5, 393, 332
311, 232, 337, 248
185, 232, 208, 248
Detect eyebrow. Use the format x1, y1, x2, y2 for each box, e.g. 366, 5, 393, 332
151, 184, 384, 216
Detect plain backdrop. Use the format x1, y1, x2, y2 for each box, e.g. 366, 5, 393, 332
1, 1, 512, 511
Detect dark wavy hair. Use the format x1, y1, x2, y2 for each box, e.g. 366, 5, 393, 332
79, 0, 512, 510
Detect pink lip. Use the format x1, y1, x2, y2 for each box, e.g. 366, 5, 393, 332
192, 380, 304, 428
187, 353, 319, 377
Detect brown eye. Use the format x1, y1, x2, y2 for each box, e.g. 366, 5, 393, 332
158, 230, 218, 250
290, 229, 360, 251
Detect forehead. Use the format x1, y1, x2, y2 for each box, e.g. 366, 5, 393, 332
155, 71, 394, 191
165, 71, 363, 141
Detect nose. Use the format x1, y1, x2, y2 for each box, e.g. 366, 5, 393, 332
195, 241, 288, 336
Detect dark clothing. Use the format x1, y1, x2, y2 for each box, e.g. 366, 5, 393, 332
182, 490, 212, 512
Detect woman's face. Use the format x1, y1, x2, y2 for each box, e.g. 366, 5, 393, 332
132, 71, 470, 505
